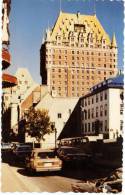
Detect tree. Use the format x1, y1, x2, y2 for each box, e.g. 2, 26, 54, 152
24, 107, 54, 142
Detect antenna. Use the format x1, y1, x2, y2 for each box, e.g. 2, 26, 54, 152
94, 0, 96, 15
59, 0, 62, 12
47, 20, 49, 29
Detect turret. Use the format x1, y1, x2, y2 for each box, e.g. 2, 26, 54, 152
111, 33, 117, 48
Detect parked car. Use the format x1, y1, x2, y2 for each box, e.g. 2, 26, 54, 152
1, 142, 12, 151
71, 167, 122, 193
57, 146, 92, 162
25, 148, 62, 173
13, 145, 32, 159
12, 142, 32, 151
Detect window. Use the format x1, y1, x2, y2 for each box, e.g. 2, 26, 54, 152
120, 120, 123, 131
69, 109, 72, 115
58, 113, 62, 118
96, 107, 98, 117
100, 105, 103, 117
120, 104, 124, 115
105, 120, 107, 131
100, 121, 103, 131
105, 92, 107, 100
84, 110, 87, 120
92, 98, 94, 104
96, 94, 98, 102
88, 123, 90, 132
105, 104, 107, 116
92, 122, 95, 132
100, 92, 103, 101
85, 123, 87, 132
92, 108, 94, 118
88, 98, 90, 105
88, 109, 90, 119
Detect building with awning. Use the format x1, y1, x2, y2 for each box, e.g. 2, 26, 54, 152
2, 0, 17, 142
2, 48, 11, 70
2, 0, 17, 88
2, 73, 17, 88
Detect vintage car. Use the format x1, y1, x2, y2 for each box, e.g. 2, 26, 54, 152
13, 145, 32, 159
25, 148, 62, 173
1, 142, 12, 151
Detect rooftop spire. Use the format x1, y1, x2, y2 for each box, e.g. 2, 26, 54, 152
59, 0, 62, 13
93, 0, 96, 16
111, 33, 117, 48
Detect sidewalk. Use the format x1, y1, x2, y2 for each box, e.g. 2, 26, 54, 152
1, 163, 29, 192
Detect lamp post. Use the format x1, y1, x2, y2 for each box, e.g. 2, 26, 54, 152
51, 122, 57, 150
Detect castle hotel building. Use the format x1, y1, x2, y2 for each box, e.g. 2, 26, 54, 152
40, 11, 118, 97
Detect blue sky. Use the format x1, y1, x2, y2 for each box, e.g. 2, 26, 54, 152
9, 0, 124, 83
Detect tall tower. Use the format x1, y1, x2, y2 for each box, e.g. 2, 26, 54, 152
40, 11, 118, 97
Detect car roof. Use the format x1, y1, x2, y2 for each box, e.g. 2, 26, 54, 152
16, 145, 32, 148
32, 148, 55, 152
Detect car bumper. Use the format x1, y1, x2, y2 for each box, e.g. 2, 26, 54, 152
35, 167, 62, 172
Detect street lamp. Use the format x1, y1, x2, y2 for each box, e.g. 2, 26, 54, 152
51, 122, 57, 150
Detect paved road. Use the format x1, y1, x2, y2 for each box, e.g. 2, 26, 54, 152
1, 151, 115, 192
1, 162, 82, 192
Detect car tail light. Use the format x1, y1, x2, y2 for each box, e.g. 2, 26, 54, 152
53, 161, 62, 166
37, 162, 44, 166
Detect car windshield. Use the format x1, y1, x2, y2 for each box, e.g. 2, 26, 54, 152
2, 143, 10, 146
38, 152, 55, 159
17, 147, 31, 151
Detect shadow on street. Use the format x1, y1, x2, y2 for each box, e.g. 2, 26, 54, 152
17, 162, 115, 181
2, 150, 114, 181
2, 150, 25, 168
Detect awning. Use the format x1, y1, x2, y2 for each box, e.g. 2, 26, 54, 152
2, 48, 11, 70
2, 73, 17, 88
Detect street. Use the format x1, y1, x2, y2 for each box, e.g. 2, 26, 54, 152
1, 163, 78, 192
1, 151, 115, 192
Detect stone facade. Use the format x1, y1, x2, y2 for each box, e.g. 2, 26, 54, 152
40, 11, 118, 98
